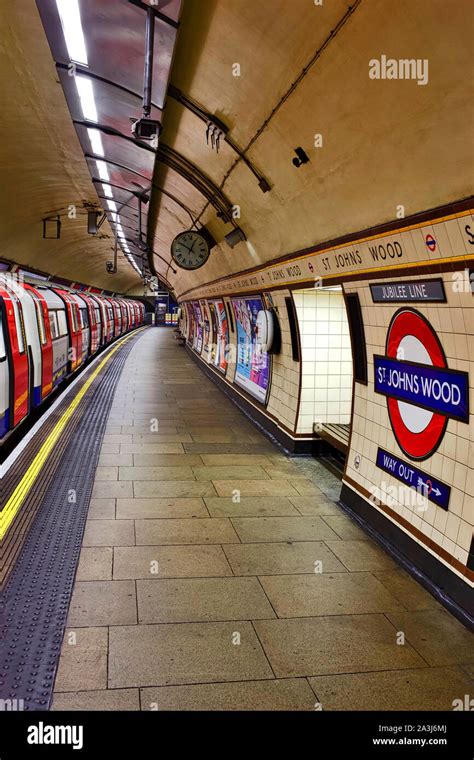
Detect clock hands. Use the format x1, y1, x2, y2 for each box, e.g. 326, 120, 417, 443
179, 240, 196, 254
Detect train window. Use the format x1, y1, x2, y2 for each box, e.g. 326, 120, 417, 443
0, 312, 6, 359
33, 298, 46, 345
11, 298, 25, 353
81, 308, 88, 328
49, 312, 59, 340
70, 305, 78, 333
57, 309, 68, 337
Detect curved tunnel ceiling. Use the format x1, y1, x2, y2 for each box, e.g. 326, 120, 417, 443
0, 0, 472, 298
35, 0, 182, 293
150, 0, 473, 300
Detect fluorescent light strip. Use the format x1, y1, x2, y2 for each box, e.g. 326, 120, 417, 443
75, 76, 97, 121
96, 160, 109, 181
102, 184, 113, 198
107, 200, 117, 211
87, 127, 104, 156
56, 0, 88, 65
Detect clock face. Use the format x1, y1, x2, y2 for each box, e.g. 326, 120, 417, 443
171, 231, 210, 270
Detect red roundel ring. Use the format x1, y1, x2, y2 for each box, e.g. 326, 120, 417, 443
385, 308, 448, 460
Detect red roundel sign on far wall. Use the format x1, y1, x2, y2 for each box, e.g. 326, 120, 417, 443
385, 310, 446, 459
374, 309, 469, 461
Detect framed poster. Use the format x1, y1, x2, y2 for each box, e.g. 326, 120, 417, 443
185, 302, 194, 345
215, 300, 229, 373
200, 300, 211, 359
192, 301, 203, 353
208, 301, 218, 365
231, 296, 270, 402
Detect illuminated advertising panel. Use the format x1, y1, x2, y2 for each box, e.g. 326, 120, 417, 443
231, 297, 270, 402
192, 301, 203, 353
216, 301, 229, 373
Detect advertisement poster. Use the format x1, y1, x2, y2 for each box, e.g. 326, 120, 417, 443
215, 300, 229, 373
231, 297, 270, 402
192, 301, 203, 353
185, 303, 194, 345
208, 301, 218, 365
200, 300, 211, 358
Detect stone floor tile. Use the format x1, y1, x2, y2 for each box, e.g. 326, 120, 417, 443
231, 516, 339, 543
82, 520, 135, 547
67, 581, 137, 627
223, 542, 346, 576
134, 517, 240, 545
108, 622, 273, 688
54, 628, 108, 692
113, 545, 232, 579
77, 547, 113, 581
309, 666, 474, 711
140, 678, 316, 711
254, 615, 426, 677
136, 577, 275, 623
259, 572, 404, 616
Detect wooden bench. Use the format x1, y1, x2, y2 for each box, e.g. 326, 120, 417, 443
314, 423, 351, 454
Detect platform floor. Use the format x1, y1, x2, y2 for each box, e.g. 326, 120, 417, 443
51, 328, 473, 711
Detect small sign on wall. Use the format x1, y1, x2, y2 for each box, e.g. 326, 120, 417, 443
376, 447, 451, 510
370, 278, 446, 303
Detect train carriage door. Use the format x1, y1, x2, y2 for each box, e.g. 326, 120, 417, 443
74, 294, 90, 363
0, 287, 29, 429
0, 298, 10, 437
83, 295, 99, 354
29, 288, 53, 400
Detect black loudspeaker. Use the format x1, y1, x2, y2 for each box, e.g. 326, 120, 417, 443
267, 308, 282, 355
345, 292, 368, 384
87, 211, 101, 235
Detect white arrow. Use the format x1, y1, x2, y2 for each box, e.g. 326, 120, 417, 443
432, 487, 442, 497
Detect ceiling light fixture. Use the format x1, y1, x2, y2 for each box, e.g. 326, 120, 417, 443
75, 76, 97, 121
87, 127, 104, 156
56, 0, 88, 66
102, 184, 113, 198
96, 160, 109, 181
224, 226, 247, 248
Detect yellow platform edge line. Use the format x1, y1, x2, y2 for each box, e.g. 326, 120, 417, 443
0, 330, 140, 539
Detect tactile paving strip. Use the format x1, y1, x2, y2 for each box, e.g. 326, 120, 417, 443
0, 331, 142, 710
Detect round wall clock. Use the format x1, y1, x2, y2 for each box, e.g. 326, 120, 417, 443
171, 230, 210, 270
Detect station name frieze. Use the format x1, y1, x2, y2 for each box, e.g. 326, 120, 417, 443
185, 212, 473, 300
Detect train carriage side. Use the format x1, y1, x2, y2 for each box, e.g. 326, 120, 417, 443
71, 292, 91, 365
41, 289, 69, 389
0, 285, 29, 437
117, 298, 129, 333
0, 278, 44, 411
23, 283, 54, 403
80, 293, 101, 355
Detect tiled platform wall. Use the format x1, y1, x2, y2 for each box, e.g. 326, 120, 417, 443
343, 271, 473, 588
265, 289, 301, 433
293, 289, 353, 434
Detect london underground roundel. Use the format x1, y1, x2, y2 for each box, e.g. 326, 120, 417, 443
374, 309, 469, 460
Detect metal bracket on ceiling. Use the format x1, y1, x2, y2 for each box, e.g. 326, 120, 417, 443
127, 0, 180, 30
167, 84, 271, 193
73, 119, 156, 153
156, 144, 235, 224
85, 128, 234, 222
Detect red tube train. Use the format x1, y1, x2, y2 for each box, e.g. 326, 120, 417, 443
0, 275, 145, 440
